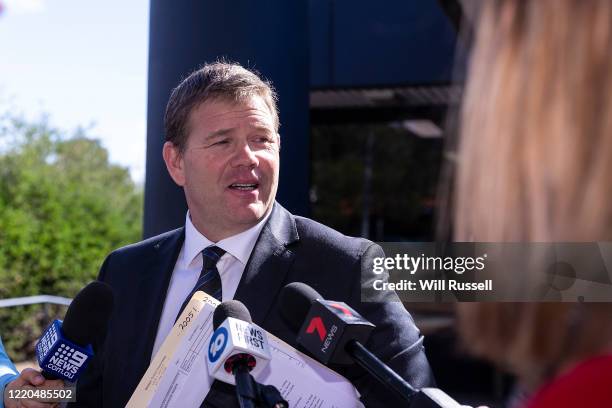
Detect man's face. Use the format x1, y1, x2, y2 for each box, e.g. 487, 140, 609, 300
163, 95, 280, 241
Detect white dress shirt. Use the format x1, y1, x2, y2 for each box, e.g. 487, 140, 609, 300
151, 210, 271, 359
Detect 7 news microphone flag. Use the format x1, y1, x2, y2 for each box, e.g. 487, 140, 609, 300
280, 282, 464, 408
281, 283, 375, 365
279, 282, 416, 403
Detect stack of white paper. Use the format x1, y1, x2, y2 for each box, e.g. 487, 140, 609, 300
126, 291, 362, 408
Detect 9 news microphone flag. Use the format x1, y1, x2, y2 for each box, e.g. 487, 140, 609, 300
35, 281, 114, 382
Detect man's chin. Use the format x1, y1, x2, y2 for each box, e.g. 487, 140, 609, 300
229, 205, 270, 226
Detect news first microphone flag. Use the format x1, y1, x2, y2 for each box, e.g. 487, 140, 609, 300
126, 291, 362, 408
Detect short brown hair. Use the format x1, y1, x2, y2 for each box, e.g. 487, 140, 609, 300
454, 0, 612, 387
164, 62, 279, 152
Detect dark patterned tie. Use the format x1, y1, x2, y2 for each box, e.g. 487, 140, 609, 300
175, 246, 226, 322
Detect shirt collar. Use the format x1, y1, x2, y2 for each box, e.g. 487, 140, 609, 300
183, 209, 272, 268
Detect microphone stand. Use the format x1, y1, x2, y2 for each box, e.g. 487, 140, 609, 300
347, 341, 463, 408
346, 339, 418, 403
232, 363, 288, 408
233, 364, 258, 408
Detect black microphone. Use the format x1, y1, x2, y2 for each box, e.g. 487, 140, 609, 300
279, 282, 378, 365
35, 281, 114, 381
207, 300, 287, 408
279, 282, 464, 408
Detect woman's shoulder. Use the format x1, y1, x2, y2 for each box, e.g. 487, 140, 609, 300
525, 354, 612, 408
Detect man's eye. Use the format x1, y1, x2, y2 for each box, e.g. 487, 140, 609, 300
211, 140, 229, 146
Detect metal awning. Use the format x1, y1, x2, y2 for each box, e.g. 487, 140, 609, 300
310, 84, 462, 109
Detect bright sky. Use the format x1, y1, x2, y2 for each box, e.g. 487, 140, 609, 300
0, 0, 149, 183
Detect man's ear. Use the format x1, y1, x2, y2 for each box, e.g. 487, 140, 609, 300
277, 133, 281, 151
162, 141, 185, 186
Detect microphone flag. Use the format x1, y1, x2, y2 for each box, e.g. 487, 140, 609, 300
35, 320, 94, 382
297, 299, 374, 365
207, 316, 271, 384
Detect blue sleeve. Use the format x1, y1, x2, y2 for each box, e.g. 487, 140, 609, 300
0, 336, 19, 408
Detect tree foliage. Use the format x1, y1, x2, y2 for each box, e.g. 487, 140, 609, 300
0, 113, 143, 360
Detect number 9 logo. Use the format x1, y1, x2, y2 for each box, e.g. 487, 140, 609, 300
69, 350, 89, 366
208, 327, 228, 363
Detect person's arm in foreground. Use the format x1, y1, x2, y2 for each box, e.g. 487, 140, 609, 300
1, 336, 63, 408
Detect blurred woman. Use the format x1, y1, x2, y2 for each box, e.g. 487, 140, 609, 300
453, 0, 612, 407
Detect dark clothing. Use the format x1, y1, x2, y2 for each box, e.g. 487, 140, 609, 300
73, 203, 435, 407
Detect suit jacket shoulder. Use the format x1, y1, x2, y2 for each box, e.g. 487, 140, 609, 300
293, 214, 373, 257
99, 228, 183, 275
280, 213, 379, 305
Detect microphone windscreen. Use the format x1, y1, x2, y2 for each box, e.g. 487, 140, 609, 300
62, 281, 114, 347
213, 300, 252, 330
279, 282, 323, 332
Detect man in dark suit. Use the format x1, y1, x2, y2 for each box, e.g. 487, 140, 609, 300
73, 62, 434, 407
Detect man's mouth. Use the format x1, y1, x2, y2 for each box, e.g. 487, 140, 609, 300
228, 183, 259, 191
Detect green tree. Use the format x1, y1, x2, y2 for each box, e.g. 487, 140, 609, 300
0, 113, 143, 360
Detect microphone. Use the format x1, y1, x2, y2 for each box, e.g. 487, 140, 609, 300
279, 282, 376, 366
35, 281, 114, 382
279, 282, 463, 408
207, 300, 287, 408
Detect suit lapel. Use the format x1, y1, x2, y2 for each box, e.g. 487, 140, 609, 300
234, 203, 299, 325
131, 228, 185, 380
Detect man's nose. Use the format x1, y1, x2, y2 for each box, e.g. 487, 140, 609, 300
231, 141, 259, 168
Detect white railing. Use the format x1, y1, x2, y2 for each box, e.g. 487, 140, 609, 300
0, 295, 72, 308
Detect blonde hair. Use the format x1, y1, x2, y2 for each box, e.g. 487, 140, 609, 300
454, 0, 612, 386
